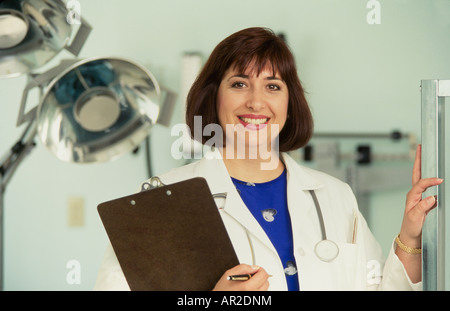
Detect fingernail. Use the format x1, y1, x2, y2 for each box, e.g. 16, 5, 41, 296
251, 265, 260, 270
429, 195, 438, 208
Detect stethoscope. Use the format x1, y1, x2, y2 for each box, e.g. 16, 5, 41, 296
142, 177, 340, 263
308, 190, 340, 262
212, 190, 340, 263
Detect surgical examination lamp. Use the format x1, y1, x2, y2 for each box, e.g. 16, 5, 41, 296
1, 57, 175, 286
0, 0, 176, 290
17, 56, 176, 163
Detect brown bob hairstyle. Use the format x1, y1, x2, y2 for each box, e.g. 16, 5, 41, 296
186, 27, 313, 152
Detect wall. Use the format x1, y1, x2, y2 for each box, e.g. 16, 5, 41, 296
0, 0, 449, 290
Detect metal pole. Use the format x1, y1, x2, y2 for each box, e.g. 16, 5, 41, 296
0, 121, 37, 291
421, 80, 449, 290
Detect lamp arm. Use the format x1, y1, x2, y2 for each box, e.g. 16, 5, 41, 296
0, 113, 37, 292
65, 16, 92, 56
16, 60, 79, 127
0, 120, 37, 189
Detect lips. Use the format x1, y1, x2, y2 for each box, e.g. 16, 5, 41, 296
237, 114, 270, 130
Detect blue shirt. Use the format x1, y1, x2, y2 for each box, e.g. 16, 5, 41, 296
231, 170, 299, 291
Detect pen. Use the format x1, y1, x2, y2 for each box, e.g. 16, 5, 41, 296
227, 274, 254, 281
227, 273, 273, 281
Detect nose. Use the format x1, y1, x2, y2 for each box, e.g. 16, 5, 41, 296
246, 88, 265, 111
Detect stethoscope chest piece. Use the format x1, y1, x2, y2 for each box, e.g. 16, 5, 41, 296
314, 239, 339, 262
309, 190, 340, 262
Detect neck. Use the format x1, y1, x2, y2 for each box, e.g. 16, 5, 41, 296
220, 148, 284, 183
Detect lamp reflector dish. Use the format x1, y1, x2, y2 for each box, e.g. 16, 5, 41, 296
36, 57, 161, 163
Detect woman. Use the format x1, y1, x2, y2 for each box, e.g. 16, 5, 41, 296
94, 27, 442, 291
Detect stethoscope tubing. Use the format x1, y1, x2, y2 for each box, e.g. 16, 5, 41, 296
309, 190, 327, 240
308, 190, 339, 262
213, 189, 340, 263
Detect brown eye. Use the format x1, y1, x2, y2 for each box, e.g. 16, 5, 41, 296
267, 84, 281, 91
232, 82, 246, 88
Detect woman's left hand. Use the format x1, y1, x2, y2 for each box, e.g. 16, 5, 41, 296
396, 144, 443, 283
399, 144, 443, 248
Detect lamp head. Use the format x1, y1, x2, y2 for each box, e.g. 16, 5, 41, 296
0, 0, 91, 78
36, 57, 164, 163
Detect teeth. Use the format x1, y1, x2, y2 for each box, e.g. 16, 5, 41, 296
240, 117, 268, 124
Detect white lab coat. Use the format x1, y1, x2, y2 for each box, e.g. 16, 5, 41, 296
94, 149, 421, 291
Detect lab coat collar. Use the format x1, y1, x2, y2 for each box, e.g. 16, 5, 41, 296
197, 148, 275, 252
281, 152, 324, 191
196, 148, 324, 254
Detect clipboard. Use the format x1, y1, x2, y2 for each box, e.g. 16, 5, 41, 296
97, 177, 239, 291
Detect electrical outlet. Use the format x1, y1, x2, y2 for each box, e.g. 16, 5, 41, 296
67, 196, 84, 227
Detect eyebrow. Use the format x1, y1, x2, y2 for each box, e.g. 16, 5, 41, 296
227, 74, 284, 81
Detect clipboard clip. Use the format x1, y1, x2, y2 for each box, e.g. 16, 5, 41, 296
141, 176, 166, 192
212, 192, 227, 199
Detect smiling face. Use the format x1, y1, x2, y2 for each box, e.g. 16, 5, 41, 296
216, 64, 289, 156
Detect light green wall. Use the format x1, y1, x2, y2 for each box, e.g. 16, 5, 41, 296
0, 0, 449, 290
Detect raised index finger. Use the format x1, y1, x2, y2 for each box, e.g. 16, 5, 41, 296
412, 144, 421, 185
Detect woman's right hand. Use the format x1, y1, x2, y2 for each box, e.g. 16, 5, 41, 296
212, 264, 270, 291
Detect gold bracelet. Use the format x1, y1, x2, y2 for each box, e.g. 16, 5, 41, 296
395, 234, 422, 254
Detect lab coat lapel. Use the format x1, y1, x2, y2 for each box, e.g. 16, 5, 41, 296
197, 149, 277, 254
283, 154, 338, 290
282, 153, 323, 230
